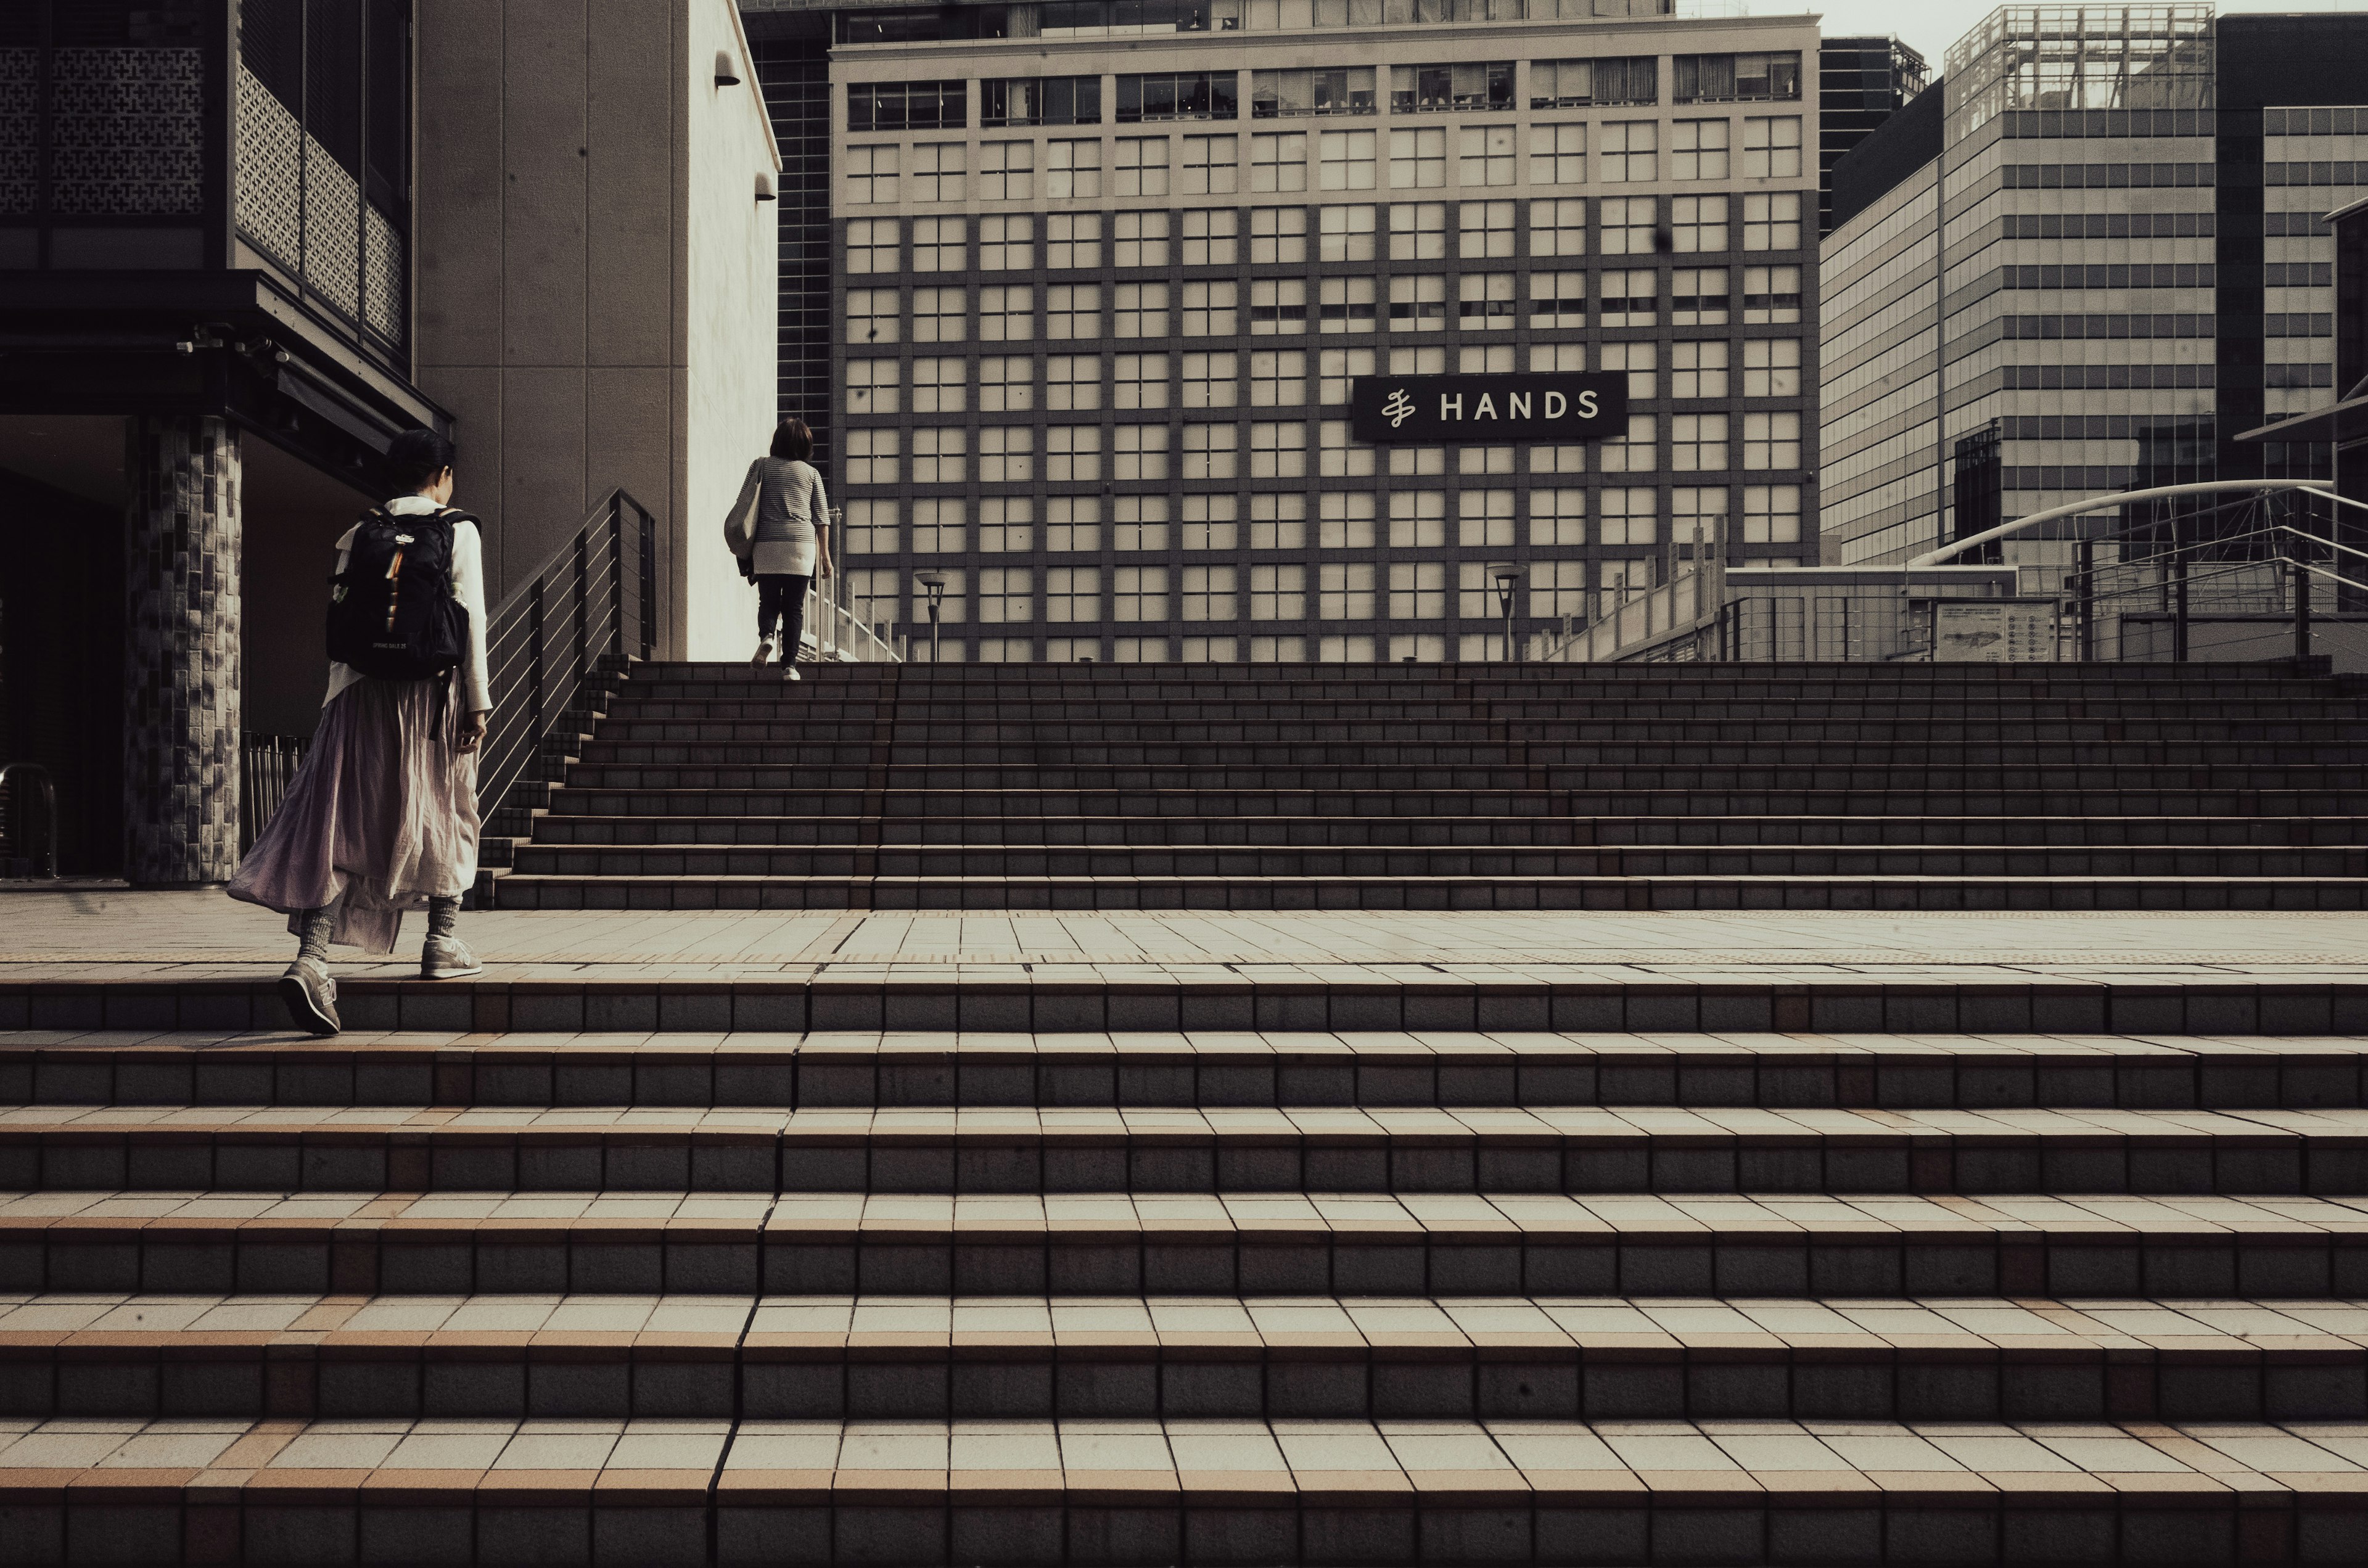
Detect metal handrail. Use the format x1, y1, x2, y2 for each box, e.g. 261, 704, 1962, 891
1908, 479, 2353, 567
0, 763, 57, 879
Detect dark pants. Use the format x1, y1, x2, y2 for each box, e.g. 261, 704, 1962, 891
758, 573, 812, 654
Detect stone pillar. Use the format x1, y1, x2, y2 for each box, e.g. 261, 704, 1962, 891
123, 415, 242, 886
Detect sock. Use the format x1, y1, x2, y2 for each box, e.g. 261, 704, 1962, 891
428, 896, 460, 941
297, 908, 333, 966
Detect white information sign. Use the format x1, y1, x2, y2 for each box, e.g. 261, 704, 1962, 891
1933, 600, 2059, 663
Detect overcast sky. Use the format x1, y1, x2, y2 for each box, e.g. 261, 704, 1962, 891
1725, 0, 2368, 79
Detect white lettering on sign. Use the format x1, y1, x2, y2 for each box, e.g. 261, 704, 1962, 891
1575, 390, 1597, 417
1440, 394, 1462, 418
1383, 387, 1414, 427
1509, 392, 1531, 418
1544, 392, 1566, 419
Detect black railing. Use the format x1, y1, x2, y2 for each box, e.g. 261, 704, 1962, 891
476, 489, 657, 838
237, 734, 308, 854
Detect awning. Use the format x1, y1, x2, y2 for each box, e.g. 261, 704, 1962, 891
2234, 394, 2368, 446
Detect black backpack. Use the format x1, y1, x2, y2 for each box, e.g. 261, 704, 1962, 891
326, 507, 474, 681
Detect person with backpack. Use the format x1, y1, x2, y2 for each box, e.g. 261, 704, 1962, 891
724, 416, 832, 679
228, 428, 490, 1036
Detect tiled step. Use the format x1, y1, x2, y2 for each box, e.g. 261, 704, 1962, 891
7, 1104, 2366, 1196
6, 1413, 2363, 1566
574, 739, 2368, 766
589, 720, 2368, 742
15, 1031, 2364, 1111
3, 1293, 2364, 1424
9, 1188, 2368, 1299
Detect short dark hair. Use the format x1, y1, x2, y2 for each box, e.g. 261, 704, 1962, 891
771, 417, 813, 462
385, 428, 457, 491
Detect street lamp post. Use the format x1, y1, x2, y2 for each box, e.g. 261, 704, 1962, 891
914, 572, 945, 663
1491, 564, 1523, 663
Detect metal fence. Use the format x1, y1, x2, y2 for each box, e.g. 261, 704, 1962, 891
237, 734, 306, 855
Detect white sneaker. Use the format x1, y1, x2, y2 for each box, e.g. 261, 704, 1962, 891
421, 934, 483, 979
279, 958, 340, 1036
781, 663, 802, 681
750, 638, 774, 666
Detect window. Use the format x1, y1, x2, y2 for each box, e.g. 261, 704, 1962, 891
912, 284, 966, 342
1183, 494, 1240, 550
909, 569, 966, 631
913, 216, 964, 271
1671, 267, 1729, 326
1184, 422, 1239, 478
1744, 483, 1802, 543
1116, 211, 1171, 266
1675, 52, 1801, 103
849, 80, 965, 132
1389, 446, 1445, 478
911, 142, 966, 202
1251, 563, 1307, 620
980, 214, 1034, 269
1251, 206, 1309, 263
1114, 566, 1169, 622
1457, 200, 1515, 260
1389, 561, 1446, 619
1320, 347, 1375, 404
1600, 121, 1656, 183
1743, 265, 1802, 322
1600, 195, 1655, 255
846, 359, 898, 416
845, 429, 899, 485
1671, 340, 1728, 399
1527, 271, 1585, 329
1048, 139, 1102, 198
1047, 354, 1101, 410
1458, 273, 1515, 330
1116, 425, 1169, 481
1389, 126, 1446, 188
1251, 279, 1307, 334
1049, 212, 1102, 269
1250, 349, 1307, 406
1117, 351, 1170, 408
1047, 283, 1101, 339
1530, 123, 1585, 185
1672, 194, 1728, 253
1184, 280, 1240, 336
1743, 191, 1801, 251
1743, 338, 1801, 397
1529, 488, 1585, 545
1743, 116, 1803, 178
1318, 562, 1375, 620
1183, 351, 1238, 407
1388, 490, 1447, 548
979, 427, 1035, 482
981, 75, 1101, 128
978, 142, 1033, 202
1319, 205, 1376, 261
1391, 62, 1513, 113
979, 285, 1033, 342
1252, 66, 1378, 117
1528, 439, 1587, 474
1388, 202, 1446, 260
1118, 71, 1238, 123
1183, 207, 1240, 265
1600, 486, 1656, 544
976, 565, 1033, 623
1529, 341, 1584, 374
845, 145, 898, 205
902, 357, 960, 417
1530, 198, 1586, 258
1743, 411, 1800, 469
911, 498, 964, 552
1318, 131, 1376, 191
1249, 493, 1307, 549
1529, 559, 1589, 619
1600, 268, 1656, 326
1317, 419, 1373, 477
1459, 125, 1516, 186
1048, 425, 1103, 482
1249, 421, 1306, 477
1389, 274, 1446, 331
1047, 566, 1103, 623
1320, 491, 1376, 547
847, 289, 900, 345
1182, 135, 1238, 194
1600, 340, 1654, 400
1117, 136, 1171, 195
1600, 414, 1655, 474
846, 218, 898, 273
980, 497, 1034, 552
842, 499, 898, 555
1047, 496, 1100, 551
1458, 344, 1514, 379
1597, 559, 1650, 606
1457, 489, 1513, 547
1183, 565, 1238, 620
979, 355, 1034, 411
1252, 132, 1308, 191
1116, 496, 1170, 551
911, 429, 966, 484
1116, 282, 1171, 337
1671, 413, 1727, 472
1529, 56, 1658, 109
1672, 119, 1729, 181
1320, 277, 1377, 334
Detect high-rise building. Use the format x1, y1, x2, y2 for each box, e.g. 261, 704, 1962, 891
749, 0, 1821, 663
1815, 35, 1925, 237
1819, 2, 2368, 577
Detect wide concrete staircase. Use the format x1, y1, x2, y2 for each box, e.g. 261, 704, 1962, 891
484, 662, 2368, 912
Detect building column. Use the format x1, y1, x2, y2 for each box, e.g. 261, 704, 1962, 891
123, 415, 242, 886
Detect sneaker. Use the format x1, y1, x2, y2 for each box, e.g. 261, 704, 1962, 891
278, 959, 340, 1036
781, 663, 802, 681
749, 638, 775, 666
421, 934, 484, 979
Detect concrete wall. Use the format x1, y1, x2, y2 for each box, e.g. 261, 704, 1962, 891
413, 0, 778, 660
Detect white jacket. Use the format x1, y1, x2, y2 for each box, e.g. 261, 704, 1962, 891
322, 494, 493, 713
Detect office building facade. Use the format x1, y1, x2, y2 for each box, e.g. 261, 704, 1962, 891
776, 0, 1822, 662
1815, 35, 1925, 237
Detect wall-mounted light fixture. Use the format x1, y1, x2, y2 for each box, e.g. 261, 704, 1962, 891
755, 171, 776, 203
1491, 564, 1524, 663
715, 50, 741, 87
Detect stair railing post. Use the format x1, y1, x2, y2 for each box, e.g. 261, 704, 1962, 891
2172, 549, 2189, 663
608, 498, 625, 658
2295, 556, 2313, 661
2078, 540, 2095, 662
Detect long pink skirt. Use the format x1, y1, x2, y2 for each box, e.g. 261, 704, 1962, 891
227, 677, 480, 954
